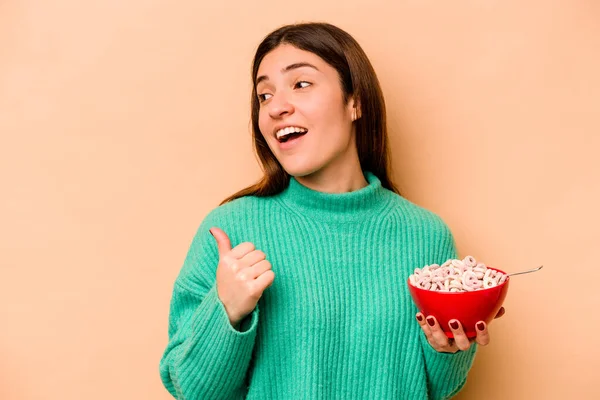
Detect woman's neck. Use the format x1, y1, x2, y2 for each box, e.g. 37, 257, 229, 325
293, 163, 368, 194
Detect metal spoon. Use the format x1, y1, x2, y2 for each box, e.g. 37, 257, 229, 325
506, 265, 543, 277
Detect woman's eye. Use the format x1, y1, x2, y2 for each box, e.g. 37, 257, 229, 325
295, 81, 311, 89
258, 93, 273, 102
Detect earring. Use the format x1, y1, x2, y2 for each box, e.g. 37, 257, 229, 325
352, 109, 357, 121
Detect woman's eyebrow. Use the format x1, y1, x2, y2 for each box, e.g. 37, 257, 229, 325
256, 62, 319, 85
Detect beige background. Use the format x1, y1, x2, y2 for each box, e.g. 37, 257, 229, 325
1, 0, 599, 399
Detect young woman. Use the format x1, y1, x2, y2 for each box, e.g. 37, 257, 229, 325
159, 22, 504, 399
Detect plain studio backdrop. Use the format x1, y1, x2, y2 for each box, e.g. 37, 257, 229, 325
1, 0, 598, 399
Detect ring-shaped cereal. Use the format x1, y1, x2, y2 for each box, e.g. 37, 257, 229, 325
409, 256, 506, 292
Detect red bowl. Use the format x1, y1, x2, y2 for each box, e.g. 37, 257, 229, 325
407, 267, 509, 338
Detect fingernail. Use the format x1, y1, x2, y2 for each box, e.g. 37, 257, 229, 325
426, 317, 435, 327
209, 229, 214, 237
450, 320, 459, 330
477, 322, 485, 330
416, 314, 423, 322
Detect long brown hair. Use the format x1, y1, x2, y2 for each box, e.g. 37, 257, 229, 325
220, 22, 400, 205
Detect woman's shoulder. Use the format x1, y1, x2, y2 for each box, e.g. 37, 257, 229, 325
194, 194, 275, 243
386, 193, 453, 234
203, 195, 254, 219
203, 193, 274, 221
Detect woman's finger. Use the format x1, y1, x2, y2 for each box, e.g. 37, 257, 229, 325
448, 319, 471, 351
494, 307, 506, 319
415, 312, 434, 343
475, 321, 490, 346
426, 316, 450, 349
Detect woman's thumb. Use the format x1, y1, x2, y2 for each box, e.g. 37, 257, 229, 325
209, 227, 232, 256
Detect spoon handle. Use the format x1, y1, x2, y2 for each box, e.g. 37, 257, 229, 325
506, 265, 543, 277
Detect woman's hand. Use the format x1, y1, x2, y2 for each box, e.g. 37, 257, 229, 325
415, 307, 505, 353
210, 227, 275, 328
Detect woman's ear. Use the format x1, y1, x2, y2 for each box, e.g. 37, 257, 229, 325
349, 97, 362, 121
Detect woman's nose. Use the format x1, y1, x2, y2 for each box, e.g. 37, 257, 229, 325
268, 93, 294, 118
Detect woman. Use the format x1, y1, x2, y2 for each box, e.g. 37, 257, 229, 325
159, 22, 503, 399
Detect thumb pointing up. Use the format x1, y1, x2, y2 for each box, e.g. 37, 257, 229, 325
209, 226, 274, 328
209, 227, 232, 257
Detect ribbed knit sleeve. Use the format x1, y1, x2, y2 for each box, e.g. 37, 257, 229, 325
159, 212, 259, 400
420, 333, 477, 400
420, 218, 478, 400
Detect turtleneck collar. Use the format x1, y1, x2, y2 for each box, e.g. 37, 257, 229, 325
275, 170, 393, 223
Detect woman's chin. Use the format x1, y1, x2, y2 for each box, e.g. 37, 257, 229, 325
282, 164, 319, 178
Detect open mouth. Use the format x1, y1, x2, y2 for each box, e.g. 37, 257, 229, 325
279, 131, 307, 143
276, 127, 308, 143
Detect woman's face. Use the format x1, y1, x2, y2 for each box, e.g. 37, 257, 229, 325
256, 44, 359, 178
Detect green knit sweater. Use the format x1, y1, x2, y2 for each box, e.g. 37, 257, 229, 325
159, 171, 477, 399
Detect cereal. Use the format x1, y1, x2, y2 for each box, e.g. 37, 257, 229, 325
408, 256, 507, 292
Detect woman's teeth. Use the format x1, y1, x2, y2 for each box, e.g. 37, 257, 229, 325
276, 126, 308, 142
